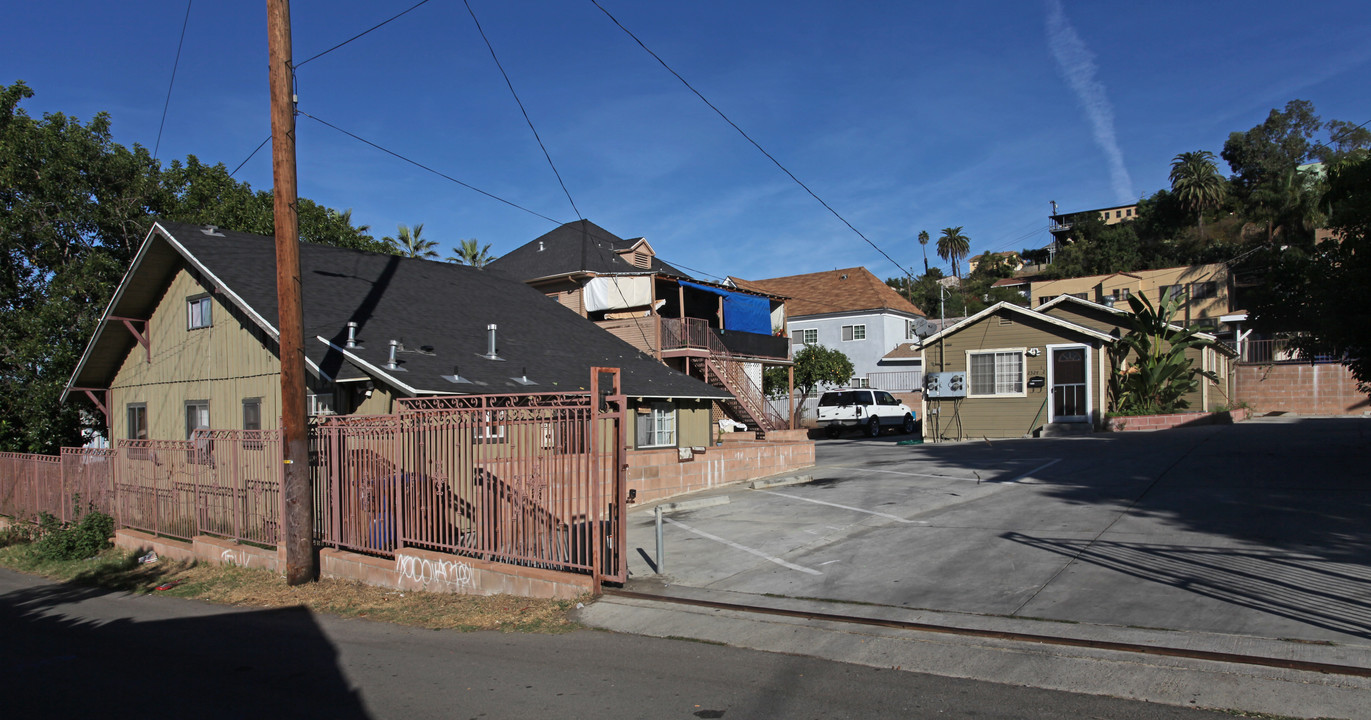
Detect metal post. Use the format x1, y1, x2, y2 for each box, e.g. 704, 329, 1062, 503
654, 504, 664, 574
268, 0, 314, 584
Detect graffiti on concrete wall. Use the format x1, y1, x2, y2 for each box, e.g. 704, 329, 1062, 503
396, 554, 475, 590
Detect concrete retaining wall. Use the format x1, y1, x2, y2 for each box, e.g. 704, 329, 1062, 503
1236, 363, 1369, 415
628, 440, 814, 504
113, 529, 592, 600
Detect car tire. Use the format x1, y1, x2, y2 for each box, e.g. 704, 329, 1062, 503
902, 414, 916, 434
867, 417, 881, 438
825, 425, 841, 439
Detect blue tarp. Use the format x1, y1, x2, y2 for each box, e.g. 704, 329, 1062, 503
680, 281, 772, 335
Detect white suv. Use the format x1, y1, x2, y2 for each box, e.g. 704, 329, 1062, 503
816, 389, 918, 439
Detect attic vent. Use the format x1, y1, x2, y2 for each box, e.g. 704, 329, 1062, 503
633, 252, 649, 268
384, 339, 407, 372
840, 274, 848, 280
200, 225, 224, 237
999, 316, 1014, 326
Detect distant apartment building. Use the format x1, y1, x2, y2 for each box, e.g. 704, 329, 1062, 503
1048, 202, 1139, 249
1024, 263, 1233, 328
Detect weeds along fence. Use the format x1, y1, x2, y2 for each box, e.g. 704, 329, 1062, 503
0, 390, 627, 582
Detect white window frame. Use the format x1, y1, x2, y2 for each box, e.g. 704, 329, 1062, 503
635, 402, 676, 449
851, 377, 870, 388
475, 410, 507, 443
185, 400, 210, 439
965, 348, 1026, 398
841, 324, 866, 342
799, 328, 818, 345
187, 295, 212, 329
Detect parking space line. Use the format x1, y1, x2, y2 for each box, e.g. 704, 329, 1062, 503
664, 518, 823, 575
1002, 458, 1062, 483
834, 466, 978, 481
755, 490, 921, 524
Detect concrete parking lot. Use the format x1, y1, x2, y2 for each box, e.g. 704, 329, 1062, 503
625, 416, 1371, 646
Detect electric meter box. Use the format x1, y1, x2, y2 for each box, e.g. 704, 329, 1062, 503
925, 371, 967, 399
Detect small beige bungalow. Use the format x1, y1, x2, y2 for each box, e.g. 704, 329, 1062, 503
1036, 295, 1237, 412
918, 302, 1117, 439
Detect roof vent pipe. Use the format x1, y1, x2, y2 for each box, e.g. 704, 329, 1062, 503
345, 321, 362, 349
385, 339, 407, 372
538, 241, 544, 251
481, 324, 503, 360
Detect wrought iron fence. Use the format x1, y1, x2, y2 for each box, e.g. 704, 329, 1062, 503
1, 389, 626, 584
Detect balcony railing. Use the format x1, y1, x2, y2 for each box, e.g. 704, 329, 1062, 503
1238, 338, 1341, 365
660, 317, 789, 360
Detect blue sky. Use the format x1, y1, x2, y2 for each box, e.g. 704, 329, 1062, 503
5, 1, 1370, 282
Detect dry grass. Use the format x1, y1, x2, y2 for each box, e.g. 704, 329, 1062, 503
0, 544, 584, 633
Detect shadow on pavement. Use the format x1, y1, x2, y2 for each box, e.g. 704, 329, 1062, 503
1003, 532, 1371, 639
0, 578, 370, 719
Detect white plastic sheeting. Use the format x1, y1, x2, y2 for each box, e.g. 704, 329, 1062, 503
584, 276, 653, 312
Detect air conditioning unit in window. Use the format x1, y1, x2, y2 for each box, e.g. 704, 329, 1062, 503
307, 393, 336, 416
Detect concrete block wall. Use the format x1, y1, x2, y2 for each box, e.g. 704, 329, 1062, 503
1236, 363, 1369, 415
627, 440, 815, 504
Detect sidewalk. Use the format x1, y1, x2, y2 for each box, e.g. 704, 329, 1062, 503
577, 582, 1371, 719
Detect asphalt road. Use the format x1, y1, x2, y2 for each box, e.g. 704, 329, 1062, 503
0, 568, 1232, 720
627, 416, 1371, 646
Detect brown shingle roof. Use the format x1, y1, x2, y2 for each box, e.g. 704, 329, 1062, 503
733, 267, 924, 318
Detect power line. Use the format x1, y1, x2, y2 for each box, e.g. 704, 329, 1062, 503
295, 0, 434, 69
229, 135, 272, 178
463, 0, 581, 220
297, 109, 563, 224
153, 0, 194, 161
590, 0, 917, 282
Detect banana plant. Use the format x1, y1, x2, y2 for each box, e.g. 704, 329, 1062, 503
1111, 293, 1219, 414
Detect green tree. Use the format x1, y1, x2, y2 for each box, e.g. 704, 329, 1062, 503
384, 223, 438, 259
1043, 214, 1143, 279
1169, 150, 1226, 239
763, 345, 854, 420
1109, 293, 1218, 414
447, 238, 495, 267
1247, 155, 1371, 392
0, 81, 382, 453
936, 226, 971, 279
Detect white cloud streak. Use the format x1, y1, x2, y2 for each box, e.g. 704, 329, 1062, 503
1045, 0, 1134, 204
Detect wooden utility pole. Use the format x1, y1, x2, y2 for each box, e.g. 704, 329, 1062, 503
268, 0, 313, 585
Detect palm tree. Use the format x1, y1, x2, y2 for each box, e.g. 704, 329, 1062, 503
1169, 151, 1225, 240
384, 223, 439, 259
917, 230, 930, 274
936, 227, 971, 279
447, 238, 495, 268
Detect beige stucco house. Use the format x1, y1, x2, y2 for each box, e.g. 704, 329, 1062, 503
918, 302, 1117, 439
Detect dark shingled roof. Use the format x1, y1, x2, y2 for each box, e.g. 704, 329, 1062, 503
486, 219, 689, 282
68, 221, 729, 400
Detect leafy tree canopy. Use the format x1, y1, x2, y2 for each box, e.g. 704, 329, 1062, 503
764, 344, 854, 406
0, 81, 382, 452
